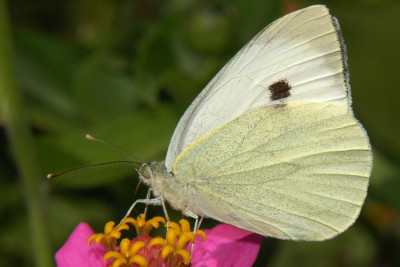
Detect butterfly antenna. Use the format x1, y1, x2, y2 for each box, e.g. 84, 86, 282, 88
47, 160, 141, 179
86, 134, 143, 163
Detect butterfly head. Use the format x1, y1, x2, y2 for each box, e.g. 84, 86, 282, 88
138, 162, 153, 180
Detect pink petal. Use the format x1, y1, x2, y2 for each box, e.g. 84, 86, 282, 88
56, 222, 107, 267
192, 224, 263, 267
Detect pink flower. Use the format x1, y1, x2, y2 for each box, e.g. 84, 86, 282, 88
56, 222, 263, 267
191, 224, 263, 266
56, 223, 107, 267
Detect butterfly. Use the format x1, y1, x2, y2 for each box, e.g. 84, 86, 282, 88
134, 5, 372, 241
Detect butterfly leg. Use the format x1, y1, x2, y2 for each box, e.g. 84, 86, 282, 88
184, 208, 203, 231
184, 208, 204, 256
159, 195, 171, 230
197, 216, 204, 231
143, 189, 153, 219
117, 196, 162, 227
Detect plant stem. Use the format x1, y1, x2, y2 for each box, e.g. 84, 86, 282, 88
0, 1, 53, 266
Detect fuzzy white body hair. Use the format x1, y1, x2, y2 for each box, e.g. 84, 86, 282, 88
140, 161, 205, 216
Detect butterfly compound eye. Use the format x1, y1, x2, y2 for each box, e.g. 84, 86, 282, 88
139, 164, 152, 180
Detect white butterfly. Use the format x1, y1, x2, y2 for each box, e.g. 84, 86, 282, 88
135, 5, 372, 241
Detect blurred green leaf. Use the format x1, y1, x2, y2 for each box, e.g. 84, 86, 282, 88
184, 4, 234, 54
230, 0, 281, 43
270, 225, 376, 267
49, 196, 114, 248
73, 53, 138, 124
14, 29, 81, 131
0, 213, 31, 264
14, 29, 80, 110
369, 151, 400, 210
71, 0, 137, 49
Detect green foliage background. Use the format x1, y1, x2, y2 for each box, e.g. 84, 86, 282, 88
0, 0, 399, 266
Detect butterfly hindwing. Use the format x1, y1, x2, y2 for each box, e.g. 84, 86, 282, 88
172, 103, 371, 240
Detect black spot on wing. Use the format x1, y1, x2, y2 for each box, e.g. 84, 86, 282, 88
269, 79, 291, 101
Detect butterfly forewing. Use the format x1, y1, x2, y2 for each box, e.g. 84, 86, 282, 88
166, 5, 350, 171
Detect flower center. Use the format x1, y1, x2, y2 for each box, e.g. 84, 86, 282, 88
88, 214, 206, 267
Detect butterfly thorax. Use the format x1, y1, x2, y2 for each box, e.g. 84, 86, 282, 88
139, 161, 202, 215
